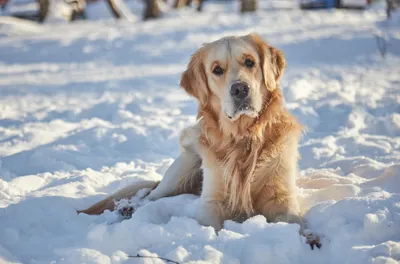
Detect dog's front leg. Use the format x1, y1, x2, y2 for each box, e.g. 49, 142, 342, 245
257, 196, 304, 229
196, 199, 225, 231
145, 150, 201, 201
257, 188, 321, 249
195, 149, 226, 231
146, 123, 203, 201
114, 150, 202, 219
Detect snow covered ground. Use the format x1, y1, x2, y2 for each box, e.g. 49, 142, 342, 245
0, 1, 399, 263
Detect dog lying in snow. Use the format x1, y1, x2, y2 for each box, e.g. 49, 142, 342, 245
78, 33, 320, 249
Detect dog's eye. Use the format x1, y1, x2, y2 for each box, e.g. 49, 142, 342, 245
244, 58, 255, 68
212, 66, 224, 76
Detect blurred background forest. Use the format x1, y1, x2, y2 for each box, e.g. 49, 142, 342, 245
1, 0, 398, 23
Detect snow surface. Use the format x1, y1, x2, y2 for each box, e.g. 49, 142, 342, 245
0, 1, 400, 263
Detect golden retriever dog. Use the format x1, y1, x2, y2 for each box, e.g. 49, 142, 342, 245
78, 33, 320, 248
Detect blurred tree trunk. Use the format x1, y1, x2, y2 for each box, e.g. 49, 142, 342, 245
37, 0, 49, 22
174, 0, 202, 11
144, 0, 161, 19
196, 0, 203, 11
241, 0, 256, 12
106, 0, 122, 18
173, 0, 186, 8
107, 0, 160, 20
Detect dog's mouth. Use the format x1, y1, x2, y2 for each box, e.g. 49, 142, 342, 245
227, 103, 259, 121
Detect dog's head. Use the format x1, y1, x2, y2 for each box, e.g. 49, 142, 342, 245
181, 33, 286, 126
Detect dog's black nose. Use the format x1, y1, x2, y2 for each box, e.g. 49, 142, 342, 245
230, 82, 249, 100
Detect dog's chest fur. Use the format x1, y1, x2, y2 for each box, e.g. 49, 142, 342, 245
198, 126, 292, 215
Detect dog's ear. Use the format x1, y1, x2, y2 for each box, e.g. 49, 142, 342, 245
269, 46, 286, 82
180, 48, 210, 105
246, 33, 286, 90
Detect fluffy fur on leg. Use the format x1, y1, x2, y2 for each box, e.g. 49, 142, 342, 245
77, 180, 159, 215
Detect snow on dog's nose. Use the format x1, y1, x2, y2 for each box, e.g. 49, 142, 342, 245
230, 81, 250, 100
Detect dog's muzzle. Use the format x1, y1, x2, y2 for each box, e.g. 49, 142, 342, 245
229, 81, 257, 119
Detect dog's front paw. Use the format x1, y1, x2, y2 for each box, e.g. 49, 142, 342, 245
196, 201, 224, 231
114, 199, 136, 219
118, 205, 134, 219
303, 229, 322, 250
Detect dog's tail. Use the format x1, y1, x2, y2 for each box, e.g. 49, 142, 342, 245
77, 180, 160, 215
